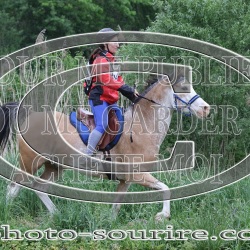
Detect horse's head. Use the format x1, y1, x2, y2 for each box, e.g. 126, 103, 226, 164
171, 77, 210, 118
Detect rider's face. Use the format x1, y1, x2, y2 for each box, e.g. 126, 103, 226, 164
105, 36, 119, 54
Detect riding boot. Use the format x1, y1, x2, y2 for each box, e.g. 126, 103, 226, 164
85, 129, 103, 155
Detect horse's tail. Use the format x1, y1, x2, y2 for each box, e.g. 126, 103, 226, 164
0, 102, 19, 154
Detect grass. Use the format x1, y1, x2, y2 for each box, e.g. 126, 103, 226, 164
1, 163, 250, 249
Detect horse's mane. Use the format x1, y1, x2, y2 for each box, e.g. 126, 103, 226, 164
133, 75, 165, 104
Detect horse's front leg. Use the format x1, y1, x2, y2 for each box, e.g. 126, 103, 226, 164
112, 179, 131, 219
126, 173, 170, 221
151, 180, 171, 221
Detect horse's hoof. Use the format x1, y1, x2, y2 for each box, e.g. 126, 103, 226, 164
155, 212, 170, 222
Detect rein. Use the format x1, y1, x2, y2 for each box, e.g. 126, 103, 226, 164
136, 95, 169, 107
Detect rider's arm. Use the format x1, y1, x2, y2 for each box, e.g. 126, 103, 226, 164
93, 57, 136, 101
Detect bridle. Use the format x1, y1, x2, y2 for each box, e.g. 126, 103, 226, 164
173, 93, 200, 117
136, 92, 200, 117
129, 82, 201, 142
129, 92, 200, 142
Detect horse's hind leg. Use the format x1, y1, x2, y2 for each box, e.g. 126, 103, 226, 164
34, 191, 57, 215
32, 162, 62, 215
6, 158, 36, 202
6, 147, 39, 203
6, 140, 58, 215
6, 182, 22, 203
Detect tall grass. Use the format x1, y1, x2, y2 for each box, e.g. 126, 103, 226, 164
1, 173, 250, 249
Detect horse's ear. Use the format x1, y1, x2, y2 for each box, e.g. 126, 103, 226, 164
144, 75, 170, 90
158, 75, 171, 86
161, 75, 170, 82
145, 75, 159, 86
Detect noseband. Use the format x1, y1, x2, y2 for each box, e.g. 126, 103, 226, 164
173, 93, 200, 116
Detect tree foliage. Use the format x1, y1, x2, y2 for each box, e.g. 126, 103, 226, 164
121, 0, 250, 166
0, 11, 22, 55
0, 0, 156, 53
150, 0, 250, 53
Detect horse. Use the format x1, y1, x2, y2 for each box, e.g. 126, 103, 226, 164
0, 75, 210, 221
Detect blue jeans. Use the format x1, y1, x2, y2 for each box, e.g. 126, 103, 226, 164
89, 100, 110, 134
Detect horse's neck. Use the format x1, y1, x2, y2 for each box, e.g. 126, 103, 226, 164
141, 83, 174, 141
122, 83, 174, 155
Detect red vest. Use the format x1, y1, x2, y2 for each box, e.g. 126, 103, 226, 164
91, 51, 124, 104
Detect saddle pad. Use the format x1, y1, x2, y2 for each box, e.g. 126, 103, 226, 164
69, 112, 90, 145
69, 106, 124, 151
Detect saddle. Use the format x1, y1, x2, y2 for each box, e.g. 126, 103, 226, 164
76, 107, 120, 151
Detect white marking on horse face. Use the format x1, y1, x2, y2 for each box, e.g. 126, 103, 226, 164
177, 86, 210, 118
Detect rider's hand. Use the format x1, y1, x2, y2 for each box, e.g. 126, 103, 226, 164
134, 89, 139, 97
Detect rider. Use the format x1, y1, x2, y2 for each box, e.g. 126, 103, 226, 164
85, 28, 139, 155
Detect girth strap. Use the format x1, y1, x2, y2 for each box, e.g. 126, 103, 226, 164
103, 151, 117, 180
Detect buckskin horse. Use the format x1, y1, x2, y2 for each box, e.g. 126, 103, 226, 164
0, 75, 210, 221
